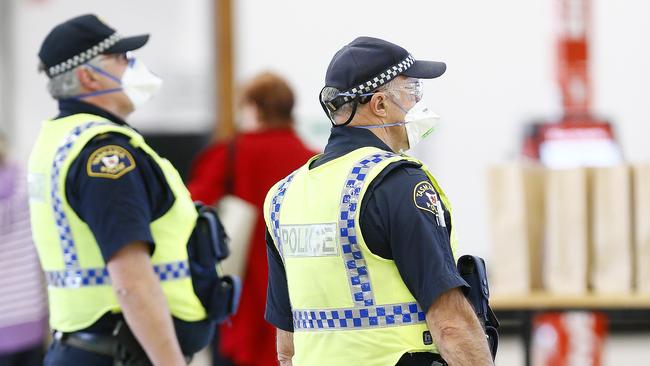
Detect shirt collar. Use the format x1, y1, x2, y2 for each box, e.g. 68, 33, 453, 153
56, 99, 129, 126
312, 126, 394, 168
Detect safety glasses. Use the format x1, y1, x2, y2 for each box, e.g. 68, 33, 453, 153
353, 79, 423, 104
378, 79, 423, 103
98, 51, 134, 66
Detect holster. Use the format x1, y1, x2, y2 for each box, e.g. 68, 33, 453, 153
188, 202, 242, 323
112, 321, 151, 366
111, 321, 193, 366
456, 255, 500, 360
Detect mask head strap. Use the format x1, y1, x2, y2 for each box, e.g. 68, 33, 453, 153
66, 88, 123, 101
62, 61, 124, 101
351, 121, 406, 130
83, 62, 122, 84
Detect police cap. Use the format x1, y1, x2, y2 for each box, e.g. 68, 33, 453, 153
38, 14, 149, 78
321, 36, 446, 113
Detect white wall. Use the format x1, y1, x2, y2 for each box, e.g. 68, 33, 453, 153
234, 0, 650, 260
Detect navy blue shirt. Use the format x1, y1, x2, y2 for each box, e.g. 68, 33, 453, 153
57, 100, 175, 261
265, 127, 468, 332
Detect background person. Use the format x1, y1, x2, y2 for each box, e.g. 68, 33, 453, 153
188, 72, 316, 366
0, 132, 48, 366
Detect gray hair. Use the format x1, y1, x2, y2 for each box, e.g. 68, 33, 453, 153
320, 78, 400, 125
40, 56, 105, 99
320, 86, 353, 125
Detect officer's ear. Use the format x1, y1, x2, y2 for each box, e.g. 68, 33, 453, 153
369, 92, 389, 118
76, 66, 102, 92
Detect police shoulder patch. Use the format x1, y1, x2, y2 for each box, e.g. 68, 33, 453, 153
86, 145, 136, 179
413, 181, 438, 214
413, 180, 446, 227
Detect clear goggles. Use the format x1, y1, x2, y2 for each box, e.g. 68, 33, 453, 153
361, 78, 423, 103
97, 51, 135, 66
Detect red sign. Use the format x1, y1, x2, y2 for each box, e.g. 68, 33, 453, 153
532, 312, 607, 366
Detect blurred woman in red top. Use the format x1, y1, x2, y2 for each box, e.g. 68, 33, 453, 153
188, 72, 316, 366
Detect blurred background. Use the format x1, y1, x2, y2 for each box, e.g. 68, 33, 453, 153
1, 0, 649, 365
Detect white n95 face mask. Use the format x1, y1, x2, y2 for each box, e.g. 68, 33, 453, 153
403, 102, 440, 150
120, 57, 163, 108
350, 101, 440, 152
76, 56, 163, 109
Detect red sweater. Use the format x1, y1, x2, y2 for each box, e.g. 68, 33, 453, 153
188, 128, 316, 366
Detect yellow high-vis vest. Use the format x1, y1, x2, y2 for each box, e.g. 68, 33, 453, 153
28, 113, 205, 332
263, 146, 459, 366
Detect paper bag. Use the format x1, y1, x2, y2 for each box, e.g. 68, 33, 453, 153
543, 168, 588, 294
487, 163, 544, 294
589, 166, 632, 293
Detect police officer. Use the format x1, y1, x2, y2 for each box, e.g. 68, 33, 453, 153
262, 37, 494, 366
30, 14, 236, 365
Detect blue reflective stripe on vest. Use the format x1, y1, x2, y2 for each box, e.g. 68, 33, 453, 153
292, 302, 425, 331
269, 171, 297, 259
339, 151, 396, 307
46, 122, 192, 290
45, 260, 191, 288
50, 121, 111, 269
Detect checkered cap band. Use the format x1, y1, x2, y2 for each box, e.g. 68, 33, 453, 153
51, 121, 113, 270
45, 260, 191, 288
327, 55, 416, 111
48, 33, 121, 77
339, 152, 396, 307
269, 171, 298, 259
293, 302, 425, 330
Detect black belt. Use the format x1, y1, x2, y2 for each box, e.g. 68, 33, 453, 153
53, 330, 117, 357
52, 330, 193, 364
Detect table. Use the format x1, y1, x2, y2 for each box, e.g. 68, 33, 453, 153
491, 292, 650, 365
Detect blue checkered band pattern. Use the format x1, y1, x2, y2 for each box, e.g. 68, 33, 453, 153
45, 260, 191, 288
340, 55, 415, 104
340, 152, 396, 306
51, 121, 112, 270
293, 302, 425, 330
269, 171, 298, 258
